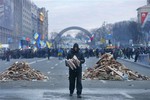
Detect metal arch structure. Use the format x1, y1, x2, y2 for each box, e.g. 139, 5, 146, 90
55, 26, 91, 43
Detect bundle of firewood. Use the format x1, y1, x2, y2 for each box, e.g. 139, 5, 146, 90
83, 53, 149, 80
0, 62, 48, 81
65, 55, 80, 70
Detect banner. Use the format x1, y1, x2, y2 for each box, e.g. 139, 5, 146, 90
141, 12, 148, 25
105, 33, 113, 40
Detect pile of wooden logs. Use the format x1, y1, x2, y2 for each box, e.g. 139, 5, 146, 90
0, 62, 48, 81
83, 53, 149, 80
65, 55, 80, 70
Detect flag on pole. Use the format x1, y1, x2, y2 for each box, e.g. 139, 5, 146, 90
31, 40, 36, 44
46, 41, 52, 48
37, 34, 41, 48
34, 33, 39, 40
90, 34, 94, 41
40, 41, 46, 48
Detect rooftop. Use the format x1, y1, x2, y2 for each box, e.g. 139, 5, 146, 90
137, 4, 150, 10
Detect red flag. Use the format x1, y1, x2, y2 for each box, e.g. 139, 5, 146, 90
90, 34, 94, 41
141, 12, 148, 24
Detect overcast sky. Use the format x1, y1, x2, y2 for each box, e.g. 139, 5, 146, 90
32, 0, 146, 33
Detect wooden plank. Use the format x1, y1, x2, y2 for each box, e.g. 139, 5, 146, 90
128, 71, 138, 77
107, 66, 123, 77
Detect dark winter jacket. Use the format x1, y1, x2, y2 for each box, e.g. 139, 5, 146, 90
67, 43, 85, 68
67, 48, 85, 67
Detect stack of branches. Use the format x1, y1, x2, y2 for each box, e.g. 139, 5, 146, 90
83, 53, 149, 80
0, 62, 48, 81
65, 55, 80, 70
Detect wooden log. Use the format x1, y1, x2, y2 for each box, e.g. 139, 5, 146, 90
128, 71, 138, 78
107, 66, 123, 78
72, 55, 80, 66
69, 59, 76, 69
65, 59, 75, 70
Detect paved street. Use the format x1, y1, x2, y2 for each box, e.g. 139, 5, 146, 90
0, 0, 150, 100
0, 57, 150, 100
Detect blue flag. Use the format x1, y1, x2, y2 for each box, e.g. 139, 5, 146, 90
37, 34, 41, 48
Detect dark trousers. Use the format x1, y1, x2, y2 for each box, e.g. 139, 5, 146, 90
134, 55, 139, 62
48, 55, 50, 60
6, 56, 10, 61
69, 67, 82, 95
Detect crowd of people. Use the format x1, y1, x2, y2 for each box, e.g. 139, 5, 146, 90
0, 46, 150, 63
82, 46, 150, 63
111, 47, 150, 62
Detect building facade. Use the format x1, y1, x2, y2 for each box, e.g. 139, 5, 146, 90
0, 0, 48, 49
0, 0, 14, 48
31, 2, 38, 34
38, 8, 48, 41
137, 0, 150, 45
137, 5, 150, 25
147, 0, 150, 5
13, 0, 22, 49
22, 0, 32, 39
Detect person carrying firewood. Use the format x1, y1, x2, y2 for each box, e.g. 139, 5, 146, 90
66, 43, 85, 98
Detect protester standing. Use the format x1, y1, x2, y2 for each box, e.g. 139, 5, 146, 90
66, 43, 85, 98
134, 48, 140, 62
47, 48, 51, 60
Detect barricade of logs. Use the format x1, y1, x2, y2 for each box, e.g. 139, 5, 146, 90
0, 62, 48, 81
83, 53, 149, 80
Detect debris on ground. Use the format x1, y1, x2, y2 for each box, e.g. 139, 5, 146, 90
0, 62, 48, 81
83, 53, 149, 80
